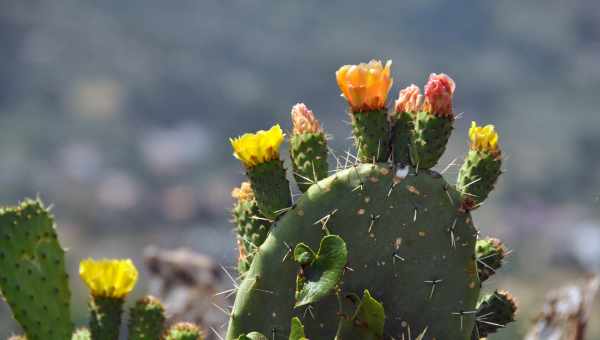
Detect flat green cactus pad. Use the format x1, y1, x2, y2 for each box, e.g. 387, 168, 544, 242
0, 199, 73, 340
227, 163, 480, 340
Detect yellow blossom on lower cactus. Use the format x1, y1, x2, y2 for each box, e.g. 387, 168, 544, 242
336, 59, 393, 112
230, 124, 285, 168
469, 121, 499, 153
79, 258, 138, 298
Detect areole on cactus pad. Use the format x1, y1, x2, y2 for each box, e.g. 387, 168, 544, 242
227, 59, 515, 340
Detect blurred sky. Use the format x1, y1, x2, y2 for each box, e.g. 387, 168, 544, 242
1, 0, 600, 338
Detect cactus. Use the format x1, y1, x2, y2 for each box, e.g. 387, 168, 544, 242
0, 199, 73, 340
163, 322, 204, 340
71, 328, 91, 340
128, 295, 166, 340
232, 182, 273, 275
227, 60, 516, 339
0, 199, 203, 340
472, 290, 517, 339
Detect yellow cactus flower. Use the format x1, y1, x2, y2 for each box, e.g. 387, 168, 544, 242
469, 121, 499, 153
336, 59, 393, 112
231, 181, 254, 202
79, 258, 138, 299
291, 103, 322, 135
230, 124, 285, 168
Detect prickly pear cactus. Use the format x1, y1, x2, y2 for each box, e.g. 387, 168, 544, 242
0, 199, 202, 339
0, 199, 74, 340
227, 60, 516, 340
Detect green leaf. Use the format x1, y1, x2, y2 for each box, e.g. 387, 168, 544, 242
335, 290, 385, 340
289, 317, 308, 340
293, 243, 316, 266
294, 235, 348, 307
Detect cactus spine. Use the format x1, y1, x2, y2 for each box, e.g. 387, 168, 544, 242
227, 60, 515, 340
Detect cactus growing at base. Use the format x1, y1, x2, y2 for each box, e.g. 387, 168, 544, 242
128, 295, 167, 340
0, 199, 73, 340
0, 199, 203, 340
226, 60, 515, 340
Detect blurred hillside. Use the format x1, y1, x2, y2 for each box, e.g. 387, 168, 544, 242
1, 0, 600, 338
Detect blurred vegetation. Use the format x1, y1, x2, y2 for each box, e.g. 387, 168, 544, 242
1, 0, 600, 338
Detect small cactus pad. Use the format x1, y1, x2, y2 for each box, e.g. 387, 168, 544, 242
390, 111, 415, 165
290, 132, 329, 193
411, 112, 453, 169
246, 160, 292, 219
472, 290, 517, 339
475, 237, 507, 282
226, 163, 480, 340
293, 235, 348, 307
351, 110, 391, 162
0, 199, 73, 340
128, 295, 166, 340
164, 322, 204, 340
336, 289, 385, 340
457, 150, 502, 210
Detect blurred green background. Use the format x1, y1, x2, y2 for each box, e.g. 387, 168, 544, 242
1, 0, 600, 338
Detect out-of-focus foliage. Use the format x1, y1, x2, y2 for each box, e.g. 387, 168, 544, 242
1, 1, 600, 338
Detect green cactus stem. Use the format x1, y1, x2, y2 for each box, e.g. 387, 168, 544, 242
247, 160, 292, 219
232, 182, 272, 275
472, 290, 517, 339
164, 322, 204, 340
128, 295, 166, 340
351, 110, 391, 163
475, 237, 507, 282
71, 328, 91, 340
289, 103, 329, 193
290, 133, 329, 192
457, 149, 502, 210
411, 111, 454, 169
89, 296, 124, 340
390, 111, 415, 165
0, 199, 73, 340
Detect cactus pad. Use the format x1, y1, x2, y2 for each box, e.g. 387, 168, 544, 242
227, 163, 481, 339
0, 199, 73, 340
